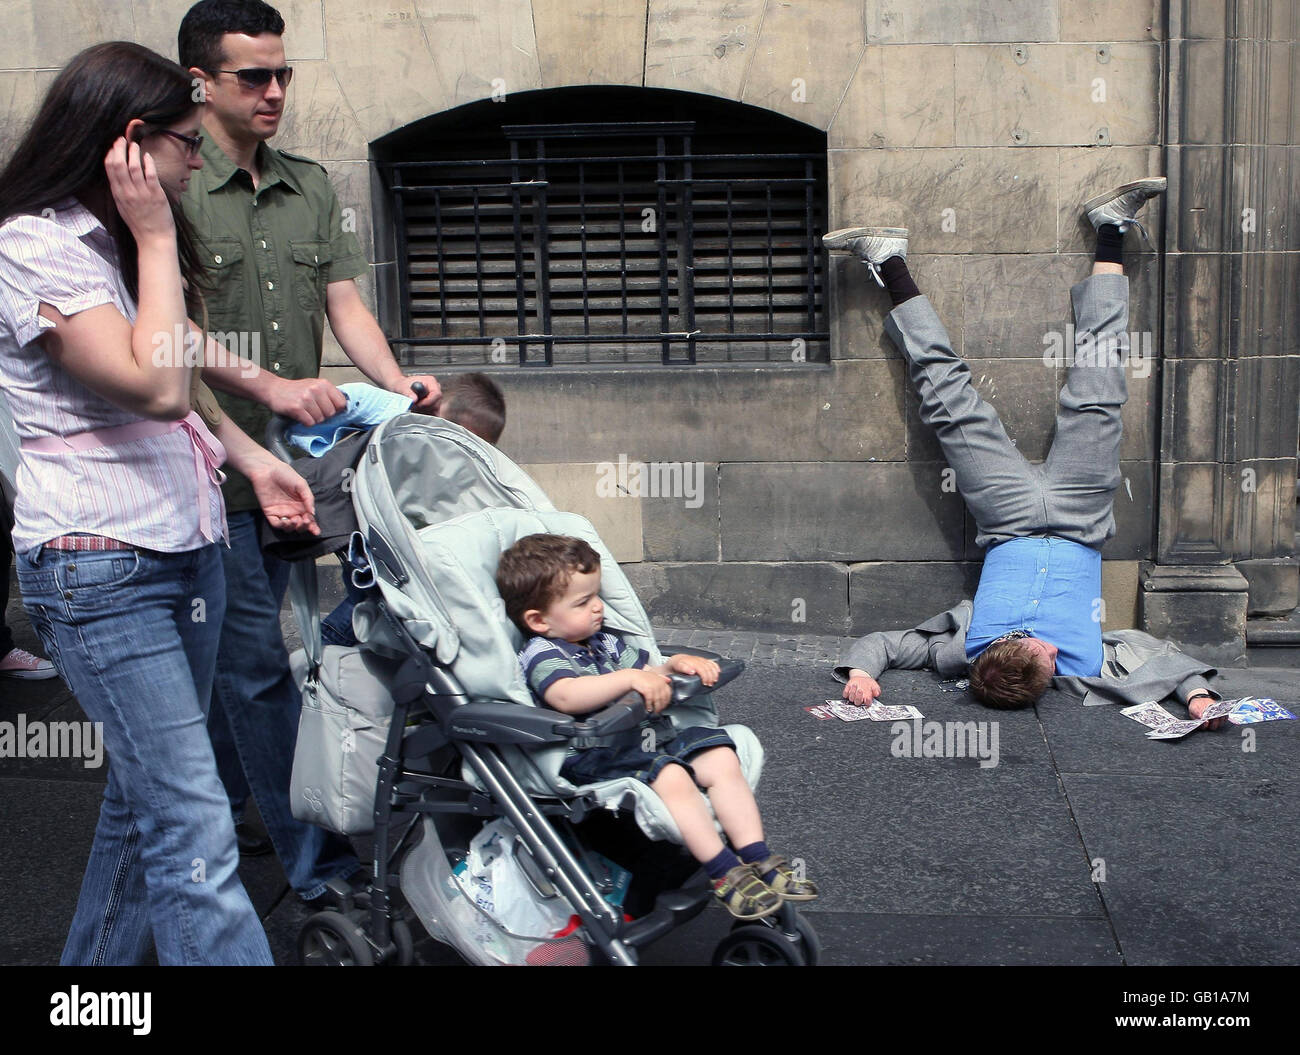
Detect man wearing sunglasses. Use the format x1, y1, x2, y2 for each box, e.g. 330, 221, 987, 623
175, 0, 437, 910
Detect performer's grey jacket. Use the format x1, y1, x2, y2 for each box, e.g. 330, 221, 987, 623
833, 601, 1220, 708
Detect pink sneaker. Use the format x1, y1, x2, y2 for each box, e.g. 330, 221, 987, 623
0, 647, 58, 680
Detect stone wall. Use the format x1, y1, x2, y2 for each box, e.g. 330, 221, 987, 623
1, 2, 1293, 647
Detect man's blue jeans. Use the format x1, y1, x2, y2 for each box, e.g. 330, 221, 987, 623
208, 511, 359, 899
16, 542, 272, 965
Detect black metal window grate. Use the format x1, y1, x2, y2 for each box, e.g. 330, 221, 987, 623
382, 120, 828, 366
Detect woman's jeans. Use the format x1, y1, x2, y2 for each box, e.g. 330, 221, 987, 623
16, 541, 272, 965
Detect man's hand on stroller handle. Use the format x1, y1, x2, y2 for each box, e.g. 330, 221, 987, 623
267, 376, 348, 426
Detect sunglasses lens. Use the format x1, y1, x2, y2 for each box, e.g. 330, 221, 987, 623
237, 68, 273, 88
236, 68, 292, 89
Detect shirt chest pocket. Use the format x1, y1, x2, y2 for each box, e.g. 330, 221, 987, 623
202, 239, 245, 319
291, 240, 331, 312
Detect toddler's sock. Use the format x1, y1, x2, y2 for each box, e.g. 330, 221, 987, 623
704, 847, 742, 881
737, 840, 775, 881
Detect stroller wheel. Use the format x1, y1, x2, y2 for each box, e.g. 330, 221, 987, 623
712, 924, 808, 967
298, 911, 375, 966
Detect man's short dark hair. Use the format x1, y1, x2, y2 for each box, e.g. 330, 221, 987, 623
496, 534, 600, 635
439, 372, 506, 445
968, 638, 1053, 709
178, 0, 285, 72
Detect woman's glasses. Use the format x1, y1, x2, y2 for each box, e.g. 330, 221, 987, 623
153, 128, 204, 158
213, 66, 294, 91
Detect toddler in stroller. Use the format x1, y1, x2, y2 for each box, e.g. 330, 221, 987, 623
499, 533, 819, 920
278, 413, 822, 965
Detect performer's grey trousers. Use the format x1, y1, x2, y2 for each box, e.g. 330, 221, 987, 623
883, 273, 1130, 551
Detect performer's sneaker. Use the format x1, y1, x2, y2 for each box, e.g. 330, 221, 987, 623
823, 226, 908, 288
1083, 177, 1167, 241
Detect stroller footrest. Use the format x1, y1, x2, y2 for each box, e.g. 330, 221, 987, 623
620, 880, 712, 950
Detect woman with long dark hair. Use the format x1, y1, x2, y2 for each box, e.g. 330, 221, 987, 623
0, 41, 321, 964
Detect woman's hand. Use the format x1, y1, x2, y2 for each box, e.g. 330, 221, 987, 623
246, 458, 320, 536
104, 135, 175, 245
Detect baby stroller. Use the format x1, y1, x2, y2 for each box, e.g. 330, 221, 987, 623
267, 412, 820, 966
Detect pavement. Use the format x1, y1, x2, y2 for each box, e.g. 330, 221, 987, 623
2, 563, 1298, 966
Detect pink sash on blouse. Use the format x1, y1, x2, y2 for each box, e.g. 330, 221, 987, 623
21, 411, 228, 543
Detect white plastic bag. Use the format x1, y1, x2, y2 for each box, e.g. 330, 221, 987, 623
458, 819, 573, 941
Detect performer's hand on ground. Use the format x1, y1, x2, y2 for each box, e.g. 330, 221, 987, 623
1188, 695, 1227, 731
844, 674, 881, 706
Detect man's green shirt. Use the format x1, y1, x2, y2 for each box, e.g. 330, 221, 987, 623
182, 137, 367, 513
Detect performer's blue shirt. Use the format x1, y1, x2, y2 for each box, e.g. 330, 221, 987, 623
966, 536, 1104, 677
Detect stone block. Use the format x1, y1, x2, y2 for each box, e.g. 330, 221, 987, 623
0, 72, 44, 158
1174, 146, 1228, 251
1059, 1, 1162, 42
515, 462, 644, 562
1156, 461, 1235, 564
829, 45, 955, 148
742, 0, 867, 129
1055, 145, 1165, 253
638, 460, 719, 562
960, 254, 1087, 359
953, 44, 1159, 148
645, 1, 764, 102
1265, 42, 1293, 144
1101, 559, 1141, 630
831, 148, 1058, 254
1162, 359, 1222, 463
496, 359, 908, 464
1235, 458, 1300, 560
1163, 252, 1230, 358
321, 2, 447, 144
0, 1, 134, 70
1232, 356, 1300, 462
532, 0, 648, 87
1258, 145, 1291, 252
847, 561, 983, 633
622, 561, 851, 635
863, 1, 1059, 44
1106, 460, 1156, 560
1237, 557, 1300, 616
414, 0, 542, 109
1140, 563, 1249, 667
829, 253, 964, 360
1121, 366, 1158, 463
1180, 40, 1227, 144
323, 161, 374, 263
273, 60, 369, 163
1183, 1, 1229, 41
719, 461, 966, 561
